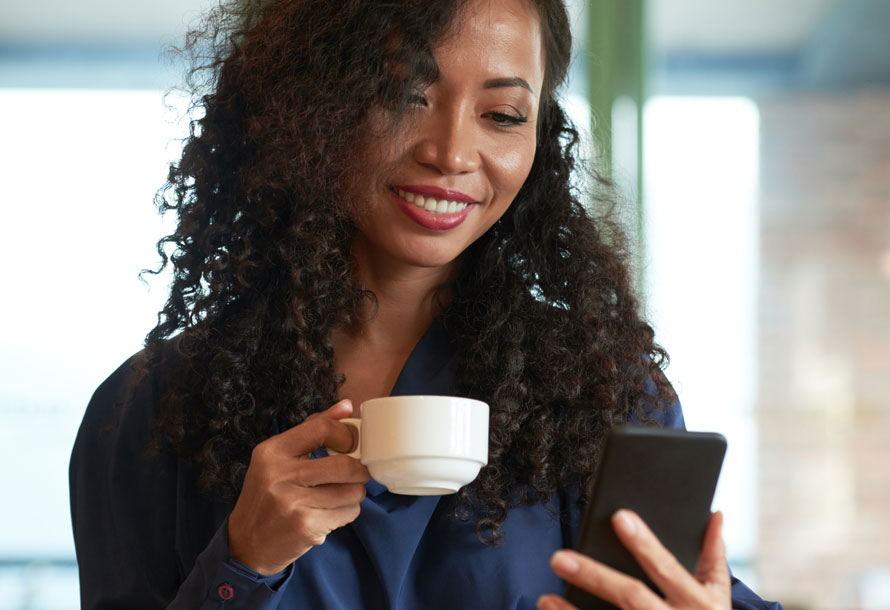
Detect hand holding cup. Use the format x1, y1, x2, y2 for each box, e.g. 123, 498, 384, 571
227, 399, 370, 575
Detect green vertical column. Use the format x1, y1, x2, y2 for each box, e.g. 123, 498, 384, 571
587, 0, 648, 275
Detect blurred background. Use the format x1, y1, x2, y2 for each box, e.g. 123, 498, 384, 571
0, 0, 888, 608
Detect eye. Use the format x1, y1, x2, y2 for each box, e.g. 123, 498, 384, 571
379, 81, 428, 109
403, 91, 428, 107
485, 111, 528, 127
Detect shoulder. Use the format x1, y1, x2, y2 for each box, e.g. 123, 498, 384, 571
69, 341, 186, 530
69, 343, 196, 603
636, 395, 685, 430
71, 342, 183, 475
78, 347, 169, 439
76, 351, 153, 446
629, 364, 686, 430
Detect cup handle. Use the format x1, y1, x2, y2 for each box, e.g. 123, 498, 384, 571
327, 417, 361, 459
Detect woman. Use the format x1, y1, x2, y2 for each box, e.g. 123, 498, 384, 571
70, 0, 781, 608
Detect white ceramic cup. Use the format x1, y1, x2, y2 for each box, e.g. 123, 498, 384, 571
336, 395, 489, 496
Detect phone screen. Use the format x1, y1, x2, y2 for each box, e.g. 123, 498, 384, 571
565, 426, 726, 610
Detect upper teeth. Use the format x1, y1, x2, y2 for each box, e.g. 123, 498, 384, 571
397, 188, 469, 215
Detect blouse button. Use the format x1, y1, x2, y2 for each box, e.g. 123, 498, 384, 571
217, 583, 235, 600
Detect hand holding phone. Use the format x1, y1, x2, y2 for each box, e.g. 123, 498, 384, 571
564, 426, 727, 610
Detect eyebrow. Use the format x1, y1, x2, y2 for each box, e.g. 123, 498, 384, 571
483, 77, 536, 95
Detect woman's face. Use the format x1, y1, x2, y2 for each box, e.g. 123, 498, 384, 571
349, 0, 545, 275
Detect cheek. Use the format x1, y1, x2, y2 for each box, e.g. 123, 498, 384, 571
346, 132, 406, 221
492, 143, 537, 198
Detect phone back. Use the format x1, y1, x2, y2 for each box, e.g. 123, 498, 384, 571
565, 426, 726, 609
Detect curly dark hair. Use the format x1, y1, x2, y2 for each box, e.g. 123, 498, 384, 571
143, 0, 675, 543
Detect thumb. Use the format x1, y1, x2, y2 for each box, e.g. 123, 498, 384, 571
322, 399, 355, 420
319, 399, 359, 454
695, 511, 731, 588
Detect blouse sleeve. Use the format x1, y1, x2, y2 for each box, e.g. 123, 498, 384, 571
69, 352, 293, 609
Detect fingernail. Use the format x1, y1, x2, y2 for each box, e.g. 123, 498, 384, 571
551, 550, 580, 574
537, 595, 557, 610
614, 510, 637, 536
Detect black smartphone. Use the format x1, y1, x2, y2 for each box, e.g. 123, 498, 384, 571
564, 426, 727, 610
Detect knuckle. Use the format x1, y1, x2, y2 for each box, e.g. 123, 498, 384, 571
351, 459, 371, 480
319, 415, 337, 433
345, 503, 362, 523
259, 469, 277, 488
317, 417, 339, 444
251, 440, 273, 462
331, 454, 363, 478
328, 452, 349, 466
292, 509, 312, 534
277, 492, 298, 515
291, 465, 312, 487
311, 533, 327, 546
576, 563, 603, 590
301, 418, 326, 447
618, 582, 651, 610
651, 556, 677, 581
291, 415, 319, 444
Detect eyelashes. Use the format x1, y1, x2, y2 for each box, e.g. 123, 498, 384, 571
403, 92, 428, 106
378, 81, 426, 108
403, 94, 530, 128
379, 83, 529, 128
487, 112, 528, 127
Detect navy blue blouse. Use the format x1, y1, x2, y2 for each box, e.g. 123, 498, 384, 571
70, 321, 782, 609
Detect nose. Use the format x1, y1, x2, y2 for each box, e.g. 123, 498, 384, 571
412, 106, 481, 175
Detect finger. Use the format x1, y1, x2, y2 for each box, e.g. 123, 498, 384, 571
311, 399, 360, 453
549, 550, 668, 610
291, 454, 370, 487
695, 511, 731, 589
611, 510, 702, 605
292, 481, 367, 509
274, 413, 358, 457
298, 502, 363, 544
536, 593, 578, 610
319, 399, 355, 420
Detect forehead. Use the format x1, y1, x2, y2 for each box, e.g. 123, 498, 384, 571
436, 0, 545, 90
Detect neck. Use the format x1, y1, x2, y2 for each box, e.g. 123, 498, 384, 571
338, 238, 456, 350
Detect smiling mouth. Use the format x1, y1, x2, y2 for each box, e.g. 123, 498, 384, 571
393, 187, 471, 215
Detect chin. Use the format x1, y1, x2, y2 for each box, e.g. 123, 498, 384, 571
404, 253, 460, 270
397, 243, 464, 270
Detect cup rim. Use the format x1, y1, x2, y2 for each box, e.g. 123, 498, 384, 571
360, 395, 488, 409
361, 454, 487, 464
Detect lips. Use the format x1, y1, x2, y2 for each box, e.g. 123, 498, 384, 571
394, 187, 470, 215
390, 186, 475, 231
394, 184, 476, 204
